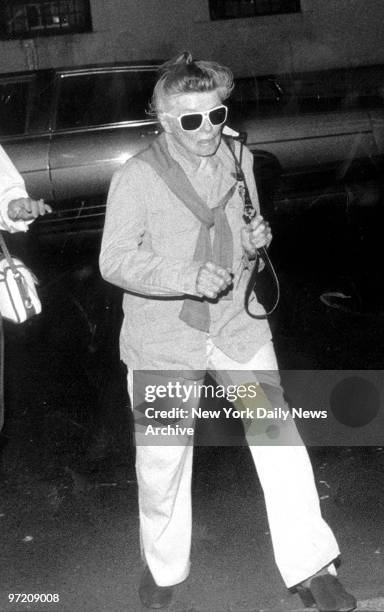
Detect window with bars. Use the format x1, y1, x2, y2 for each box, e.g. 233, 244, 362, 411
209, 0, 301, 20
0, 0, 92, 38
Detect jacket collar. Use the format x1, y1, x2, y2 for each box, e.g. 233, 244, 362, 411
164, 132, 237, 184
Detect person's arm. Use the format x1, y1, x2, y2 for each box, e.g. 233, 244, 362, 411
99, 159, 203, 298
0, 146, 51, 232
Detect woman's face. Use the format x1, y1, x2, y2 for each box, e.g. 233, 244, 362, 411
159, 89, 225, 161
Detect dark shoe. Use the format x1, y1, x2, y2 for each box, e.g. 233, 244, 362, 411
296, 574, 357, 612
138, 566, 174, 609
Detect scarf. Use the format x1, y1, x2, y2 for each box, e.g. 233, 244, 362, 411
137, 134, 236, 332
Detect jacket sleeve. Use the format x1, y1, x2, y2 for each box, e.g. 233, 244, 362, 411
99, 159, 201, 297
0, 146, 31, 233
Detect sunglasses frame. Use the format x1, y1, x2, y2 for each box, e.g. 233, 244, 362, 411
162, 104, 228, 132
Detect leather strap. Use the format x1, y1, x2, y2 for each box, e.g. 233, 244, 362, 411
225, 136, 280, 319
244, 246, 280, 318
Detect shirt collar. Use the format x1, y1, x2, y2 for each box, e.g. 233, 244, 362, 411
164, 132, 237, 179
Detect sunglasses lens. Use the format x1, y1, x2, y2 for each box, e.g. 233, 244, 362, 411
180, 113, 203, 131
209, 106, 227, 125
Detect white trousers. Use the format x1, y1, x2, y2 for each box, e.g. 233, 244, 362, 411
130, 340, 340, 588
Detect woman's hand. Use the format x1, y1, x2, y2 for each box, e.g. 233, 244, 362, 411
241, 215, 272, 256
196, 261, 233, 299
8, 198, 52, 221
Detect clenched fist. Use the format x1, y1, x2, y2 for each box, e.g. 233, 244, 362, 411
196, 261, 232, 299
8, 198, 52, 221
241, 214, 272, 256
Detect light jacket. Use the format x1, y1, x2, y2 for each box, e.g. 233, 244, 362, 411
0, 146, 31, 233
99, 134, 272, 370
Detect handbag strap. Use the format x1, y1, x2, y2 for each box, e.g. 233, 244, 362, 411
244, 246, 280, 318
225, 136, 280, 319
0, 232, 35, 313
0, 231, 16, 270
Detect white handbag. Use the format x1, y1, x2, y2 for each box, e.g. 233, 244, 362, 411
0, 233, 41, 323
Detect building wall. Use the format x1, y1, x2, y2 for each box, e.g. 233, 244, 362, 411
1, 0, 384, 76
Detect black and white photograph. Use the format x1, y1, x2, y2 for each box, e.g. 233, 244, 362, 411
0, 1, 384, 611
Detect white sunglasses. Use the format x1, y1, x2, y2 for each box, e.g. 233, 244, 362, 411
162, 104, 228, 132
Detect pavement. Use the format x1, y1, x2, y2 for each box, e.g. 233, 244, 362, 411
0, 199, 384, 612
0, 443, 383, 612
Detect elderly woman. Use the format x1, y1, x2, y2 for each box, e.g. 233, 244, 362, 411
100, 52, 356, 612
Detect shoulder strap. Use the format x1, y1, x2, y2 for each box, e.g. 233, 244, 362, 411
224, 136, 280, 319
224, 136, 257, 224
0, 232, 19, 276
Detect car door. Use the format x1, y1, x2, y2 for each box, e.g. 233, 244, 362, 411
49, 66, 159, 210
0, 72, 52, 201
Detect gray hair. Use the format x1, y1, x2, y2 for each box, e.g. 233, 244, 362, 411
150, 51, 234, 116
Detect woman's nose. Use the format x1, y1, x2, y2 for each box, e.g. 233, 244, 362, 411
200, 116, 213, 132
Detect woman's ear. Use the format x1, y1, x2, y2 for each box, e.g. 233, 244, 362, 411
158, 113, 172, 134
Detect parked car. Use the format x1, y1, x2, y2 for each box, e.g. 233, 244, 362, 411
0, 62, 160, 236
1, 61, 383, 237
231, 64, 384, 212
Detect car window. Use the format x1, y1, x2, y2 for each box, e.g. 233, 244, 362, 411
231, 66, 384, 121
290, 67, 384, 113
230, 75, 298, 121
55, 69, 157, 130
0, 78, 31, 136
